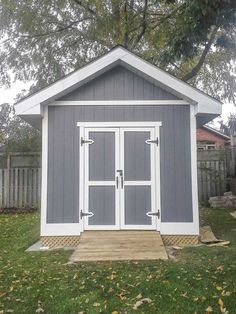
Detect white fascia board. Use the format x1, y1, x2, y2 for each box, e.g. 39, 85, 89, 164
15, 102, 41, 115
15, 48, 127, 115
15, 46, 222, 116
120, 53, 222, 115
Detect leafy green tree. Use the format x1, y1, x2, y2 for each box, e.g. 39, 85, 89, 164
0, 0, 235, 102
0, 103, 41, 152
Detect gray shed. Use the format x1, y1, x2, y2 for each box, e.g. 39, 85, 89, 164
16, 46, 221, 247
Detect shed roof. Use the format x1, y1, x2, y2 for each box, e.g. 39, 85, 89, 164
15, 46, 222, 124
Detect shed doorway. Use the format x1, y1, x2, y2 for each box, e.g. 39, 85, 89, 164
80, 125, 161, 231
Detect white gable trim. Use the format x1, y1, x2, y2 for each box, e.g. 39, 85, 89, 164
15, 47, 222, 116
52, 100, 189, 106
120, 53, 221, 115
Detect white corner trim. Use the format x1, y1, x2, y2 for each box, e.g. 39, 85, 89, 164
52, 100, 190, 106
40, 105, 48, 236
160, 223, 199, 235
15, 47, 221, 117
41, 224, 81, 236
190, 104, 199, 235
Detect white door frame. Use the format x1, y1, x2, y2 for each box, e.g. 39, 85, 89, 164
78, 122, 162, 233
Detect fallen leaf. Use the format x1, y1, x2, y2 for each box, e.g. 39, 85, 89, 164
216, 286, 223, 291
93, 302, 100, 307
217, 265, 224, 271
222, 291, 231, 296
111, 311, 119, 314
218, 298, 224, 307
117, 291, 126, 300
142, 298, 152, 304
181, 291, 188, 298
133, 298, 152, 310
133, 300, 143, 310
205, 306, 213, 313
136, 293, 142, 300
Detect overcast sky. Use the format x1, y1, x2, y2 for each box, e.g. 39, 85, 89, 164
0, 80, 235, 128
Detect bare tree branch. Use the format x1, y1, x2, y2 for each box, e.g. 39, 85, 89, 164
123, 0, 129, 47
132, 0, 148, 48
181, 27, 218, 81
73, 0, 97, 16
19, 18, 91, 39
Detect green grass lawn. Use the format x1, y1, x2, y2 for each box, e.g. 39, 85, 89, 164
0, 209, 236, 314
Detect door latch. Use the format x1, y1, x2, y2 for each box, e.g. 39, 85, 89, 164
116, 170, 124, 189
146, 209, 160, 219
80, 210, 94, 219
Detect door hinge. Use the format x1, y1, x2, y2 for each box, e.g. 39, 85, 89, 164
146, 209, 160, 219
145, 137, 159, 146
80, 210, 94, 219
81, 137, 94, 146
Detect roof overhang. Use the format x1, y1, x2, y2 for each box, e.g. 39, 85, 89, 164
15, 46, 222, 126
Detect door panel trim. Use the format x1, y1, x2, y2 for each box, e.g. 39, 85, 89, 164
83, 128, 120, 230
77, 122, 162, 127
120, 128, 157, 230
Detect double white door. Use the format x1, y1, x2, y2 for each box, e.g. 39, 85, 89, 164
81, 126, 160, 230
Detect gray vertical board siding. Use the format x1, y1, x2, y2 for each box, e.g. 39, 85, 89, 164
89, 186, 116, 225
89, 132, 115, 181
125, 186, 152, 225
47, 106, 80, 223
124, 131, 151, 181
47, 104, 192, 224
58, 66, 180, 101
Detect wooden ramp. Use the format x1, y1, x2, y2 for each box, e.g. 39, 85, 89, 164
70, 231, 168, 262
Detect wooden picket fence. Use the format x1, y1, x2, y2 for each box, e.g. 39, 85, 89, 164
197, 159, 227, 203
0, 150, 231, 208
0, 168, 41, 208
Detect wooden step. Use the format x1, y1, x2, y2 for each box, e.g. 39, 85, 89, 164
70, 231, 168, 262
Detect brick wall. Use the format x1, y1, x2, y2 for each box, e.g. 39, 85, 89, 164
197, 128, 228, 148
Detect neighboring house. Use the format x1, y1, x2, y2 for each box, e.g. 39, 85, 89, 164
15, 46, 221, 248
197, 125, 230, 150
